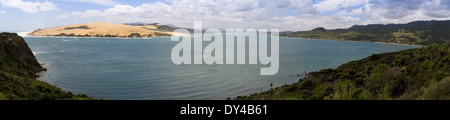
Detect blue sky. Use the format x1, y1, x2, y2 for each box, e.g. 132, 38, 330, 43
0, 0, 449, 31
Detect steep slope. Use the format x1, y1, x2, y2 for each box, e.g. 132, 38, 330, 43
237, 44, 450, 100
0, 33, 92, 100
0, 33, 43, 77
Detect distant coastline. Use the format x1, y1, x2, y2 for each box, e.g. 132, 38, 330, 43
28, 22, 176, 38
282, 20, 450, 46
281, 36, 423, 47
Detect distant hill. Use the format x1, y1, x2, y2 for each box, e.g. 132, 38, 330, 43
237, 44, 450, 100
283, 20, 450, 45
124, 22, 177, 30
165, 24, 177, 28
0, 33, 92, 100
124, 22, 150, 26
123, 22, 147, 26
28, 22, 175, 38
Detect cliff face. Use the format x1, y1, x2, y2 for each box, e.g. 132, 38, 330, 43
0, 33, 43, 77
0, 33, 92, 100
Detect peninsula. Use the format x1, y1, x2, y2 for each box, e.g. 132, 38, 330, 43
0, 33, 92, 100
28, 22, 177, 38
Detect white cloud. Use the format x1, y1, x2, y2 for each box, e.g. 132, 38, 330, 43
71, 10, 104, 17
289, 0, 318, 14
59, 0, 363, 31
423, 0, 450, 18
362, 0, 450, 24
57, 14, 69, 19
0, 0, 57, 13
0, 10, 6, 14
314, 0, 367, 12
65, 0, 119, 6
56, 0, 450, 31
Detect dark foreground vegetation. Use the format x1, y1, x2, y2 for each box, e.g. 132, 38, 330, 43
237, 44, 450, 100
283, 20, 450, 45
0, 33, 92, 100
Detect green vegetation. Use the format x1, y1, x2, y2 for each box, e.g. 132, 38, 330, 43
153, 32, 171, 36
0, 70, 92, 100
283, 20, 450, 45
127, 33, 141, 38
64, 25, 90, 30
0, 33, 93, 100
236, 44, 450, 100
156, 25, 176, 31
53, 32, 168, 38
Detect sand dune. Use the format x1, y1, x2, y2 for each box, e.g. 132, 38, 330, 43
29, 22, 176, 38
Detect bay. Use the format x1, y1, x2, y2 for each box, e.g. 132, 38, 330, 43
24, 37, 420, 99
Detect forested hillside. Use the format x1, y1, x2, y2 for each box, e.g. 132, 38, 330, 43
283, 20, 450, 45
237, 44, 450, 100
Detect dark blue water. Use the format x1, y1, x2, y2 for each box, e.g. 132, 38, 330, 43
24, 37, 419, 99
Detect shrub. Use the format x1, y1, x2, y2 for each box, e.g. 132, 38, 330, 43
389, 79, 407, 98
420, 77, 450, 100
299, 80, 315, 90
64, 25, 89, 30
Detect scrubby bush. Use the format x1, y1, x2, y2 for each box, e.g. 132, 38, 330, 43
237, 44, 450, 100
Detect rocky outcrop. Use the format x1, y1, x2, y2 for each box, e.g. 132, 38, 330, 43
0, 32, 44, 77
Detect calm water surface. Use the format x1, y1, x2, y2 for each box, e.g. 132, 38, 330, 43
24, 37, 419, 99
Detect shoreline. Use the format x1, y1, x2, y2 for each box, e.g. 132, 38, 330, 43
372, 41, 423, 47
26, 35, 169, 39
280, 36, 423, 47
23, 36, 174, 39
26, 35, 424, 47
24, 32, 192, 38
35, 62, 47, 78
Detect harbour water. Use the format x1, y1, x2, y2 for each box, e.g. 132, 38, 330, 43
24, 37, 420, 99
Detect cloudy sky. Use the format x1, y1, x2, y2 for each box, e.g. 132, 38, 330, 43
0, 0, 449, 31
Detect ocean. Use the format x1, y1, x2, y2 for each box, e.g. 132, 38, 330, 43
24, 36, 420, 99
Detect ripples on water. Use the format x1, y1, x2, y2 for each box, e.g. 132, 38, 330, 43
24, 37, 419, 99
